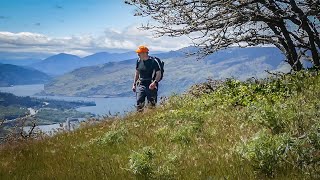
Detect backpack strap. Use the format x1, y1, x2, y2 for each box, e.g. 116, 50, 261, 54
151, 56, 161, 81
136, 58, 141, 80
152, 56, 162, 71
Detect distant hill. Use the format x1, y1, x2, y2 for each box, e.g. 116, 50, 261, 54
28, 51, 139, 76
30, 53, 83, 76
0, 64, 51, 87
81, 51, 137, 66
40, 47, 290, 97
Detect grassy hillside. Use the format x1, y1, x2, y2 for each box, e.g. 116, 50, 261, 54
0, 71, 319, 179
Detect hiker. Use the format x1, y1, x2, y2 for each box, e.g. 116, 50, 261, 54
132, 45, 162, 112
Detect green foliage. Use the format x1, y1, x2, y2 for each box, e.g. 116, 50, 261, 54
190, 71, 318, 108
129, 146, 156, 178
0, 92, 41, 107
234, 71, 320, 177
95, 127, 128, 145
153, 151, 180, 180
212, 78, 287, 107
170, 122, 203, 145
238, 125, 320, 178
0, 105, 28, 120
128, 146, 178, 179
170, 125, 194, 145
287, 123, 320, 178
237, 130, 291, 177
248, 101, 289, 134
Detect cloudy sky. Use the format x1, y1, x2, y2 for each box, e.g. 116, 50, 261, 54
0, 0, 191, 59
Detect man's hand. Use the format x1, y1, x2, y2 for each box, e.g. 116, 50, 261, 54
149, 82, 157, 90
132, 84, 136, 92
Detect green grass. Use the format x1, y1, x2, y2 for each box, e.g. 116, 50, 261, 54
0, 71, 319, 179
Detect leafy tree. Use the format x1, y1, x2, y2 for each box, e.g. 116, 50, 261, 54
125, 0, 320, 71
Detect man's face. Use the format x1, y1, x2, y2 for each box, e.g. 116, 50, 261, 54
138, 52, 148, 59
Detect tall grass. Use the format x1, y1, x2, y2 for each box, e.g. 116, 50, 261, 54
0, 71, 319, 179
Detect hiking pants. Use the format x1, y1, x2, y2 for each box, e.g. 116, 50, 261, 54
136, 83, 158, 111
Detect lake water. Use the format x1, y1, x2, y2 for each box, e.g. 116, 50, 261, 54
0, 84, 138, 135
0, 84, 136, 116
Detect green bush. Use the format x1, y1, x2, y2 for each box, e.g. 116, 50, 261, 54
128, 146, 179, 179
237, 130, 291, 177
129, 146, 156, 178
170, 125, 194, 145
236, 70, 320, 177
248, 101, 290, 134
287, 123, 320, 178
155, 152, 179, 180
96, 127, 128, 145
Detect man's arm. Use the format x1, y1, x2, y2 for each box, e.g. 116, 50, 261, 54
153, 70, 161, 83
149, 70, 161, 90
133, 70, 139, 86
132, 70, 139, 92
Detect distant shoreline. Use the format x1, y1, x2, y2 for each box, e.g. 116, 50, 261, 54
36, 90, 131, 99
0, 83, 45, 88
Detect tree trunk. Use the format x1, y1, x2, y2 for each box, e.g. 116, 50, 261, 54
289, 0, 320, 67
268, 23, 303, 71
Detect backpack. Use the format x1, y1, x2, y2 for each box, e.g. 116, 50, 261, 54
151, 56, 164, 82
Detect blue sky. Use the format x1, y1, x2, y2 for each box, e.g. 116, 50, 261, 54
0, 0, 141, 36
0, 0, 190, 59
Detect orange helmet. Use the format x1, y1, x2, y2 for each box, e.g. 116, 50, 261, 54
135, 45, 149, 53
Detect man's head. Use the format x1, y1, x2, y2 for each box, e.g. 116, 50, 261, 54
136, 45, 149, 60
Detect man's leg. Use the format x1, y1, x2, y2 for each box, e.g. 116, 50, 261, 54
146, 87, 158, 108
136, 85, 146, 112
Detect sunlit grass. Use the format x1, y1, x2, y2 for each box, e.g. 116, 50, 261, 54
0, 71, 319, 179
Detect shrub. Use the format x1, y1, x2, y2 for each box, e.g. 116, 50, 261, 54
287, 123, 320, 178
238, 125, 320, 178
170, 123, 202, 145
155, 152, 179, 180
129, 146, 155, 178
248, 101, 289, 134
237, 130, 291, 177
95, 127, 128, 145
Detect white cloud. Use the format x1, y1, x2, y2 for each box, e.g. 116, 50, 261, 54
0, 32, 50, 45
0, 25, 192, 59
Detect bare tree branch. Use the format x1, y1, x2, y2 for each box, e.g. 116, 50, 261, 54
125, 0, 320, 71
20, 122, 36, 139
